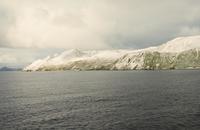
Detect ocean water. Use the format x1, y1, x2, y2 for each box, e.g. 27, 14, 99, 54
0, 70, 200, 130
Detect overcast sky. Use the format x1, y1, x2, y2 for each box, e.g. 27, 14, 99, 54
0, 0, 200, 67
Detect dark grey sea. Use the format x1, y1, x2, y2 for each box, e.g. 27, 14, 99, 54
0, 70, 200, 130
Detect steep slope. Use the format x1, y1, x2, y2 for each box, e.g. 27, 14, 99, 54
114, 49, 200, 70
24, 35, 200, 71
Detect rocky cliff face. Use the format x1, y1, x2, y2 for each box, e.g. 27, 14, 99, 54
24, 36, 200, 71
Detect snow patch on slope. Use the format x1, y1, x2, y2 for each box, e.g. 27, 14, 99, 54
24, 35, 200, 71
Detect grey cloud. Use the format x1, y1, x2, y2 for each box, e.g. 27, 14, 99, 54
0, 0, 199, 50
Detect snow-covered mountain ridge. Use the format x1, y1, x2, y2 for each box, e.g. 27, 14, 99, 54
24, 35, 200, 71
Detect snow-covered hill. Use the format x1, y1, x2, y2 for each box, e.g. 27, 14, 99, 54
24, 35, 200, 71
157, 35, 200, 53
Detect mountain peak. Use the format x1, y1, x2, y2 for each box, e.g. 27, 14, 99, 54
156, 35, 200, 53
59, 49, 85, 58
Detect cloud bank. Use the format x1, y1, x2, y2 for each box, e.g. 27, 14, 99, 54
0, 0, 200, 50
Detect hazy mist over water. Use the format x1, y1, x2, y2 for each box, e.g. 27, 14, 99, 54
0, 71, 200, 130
